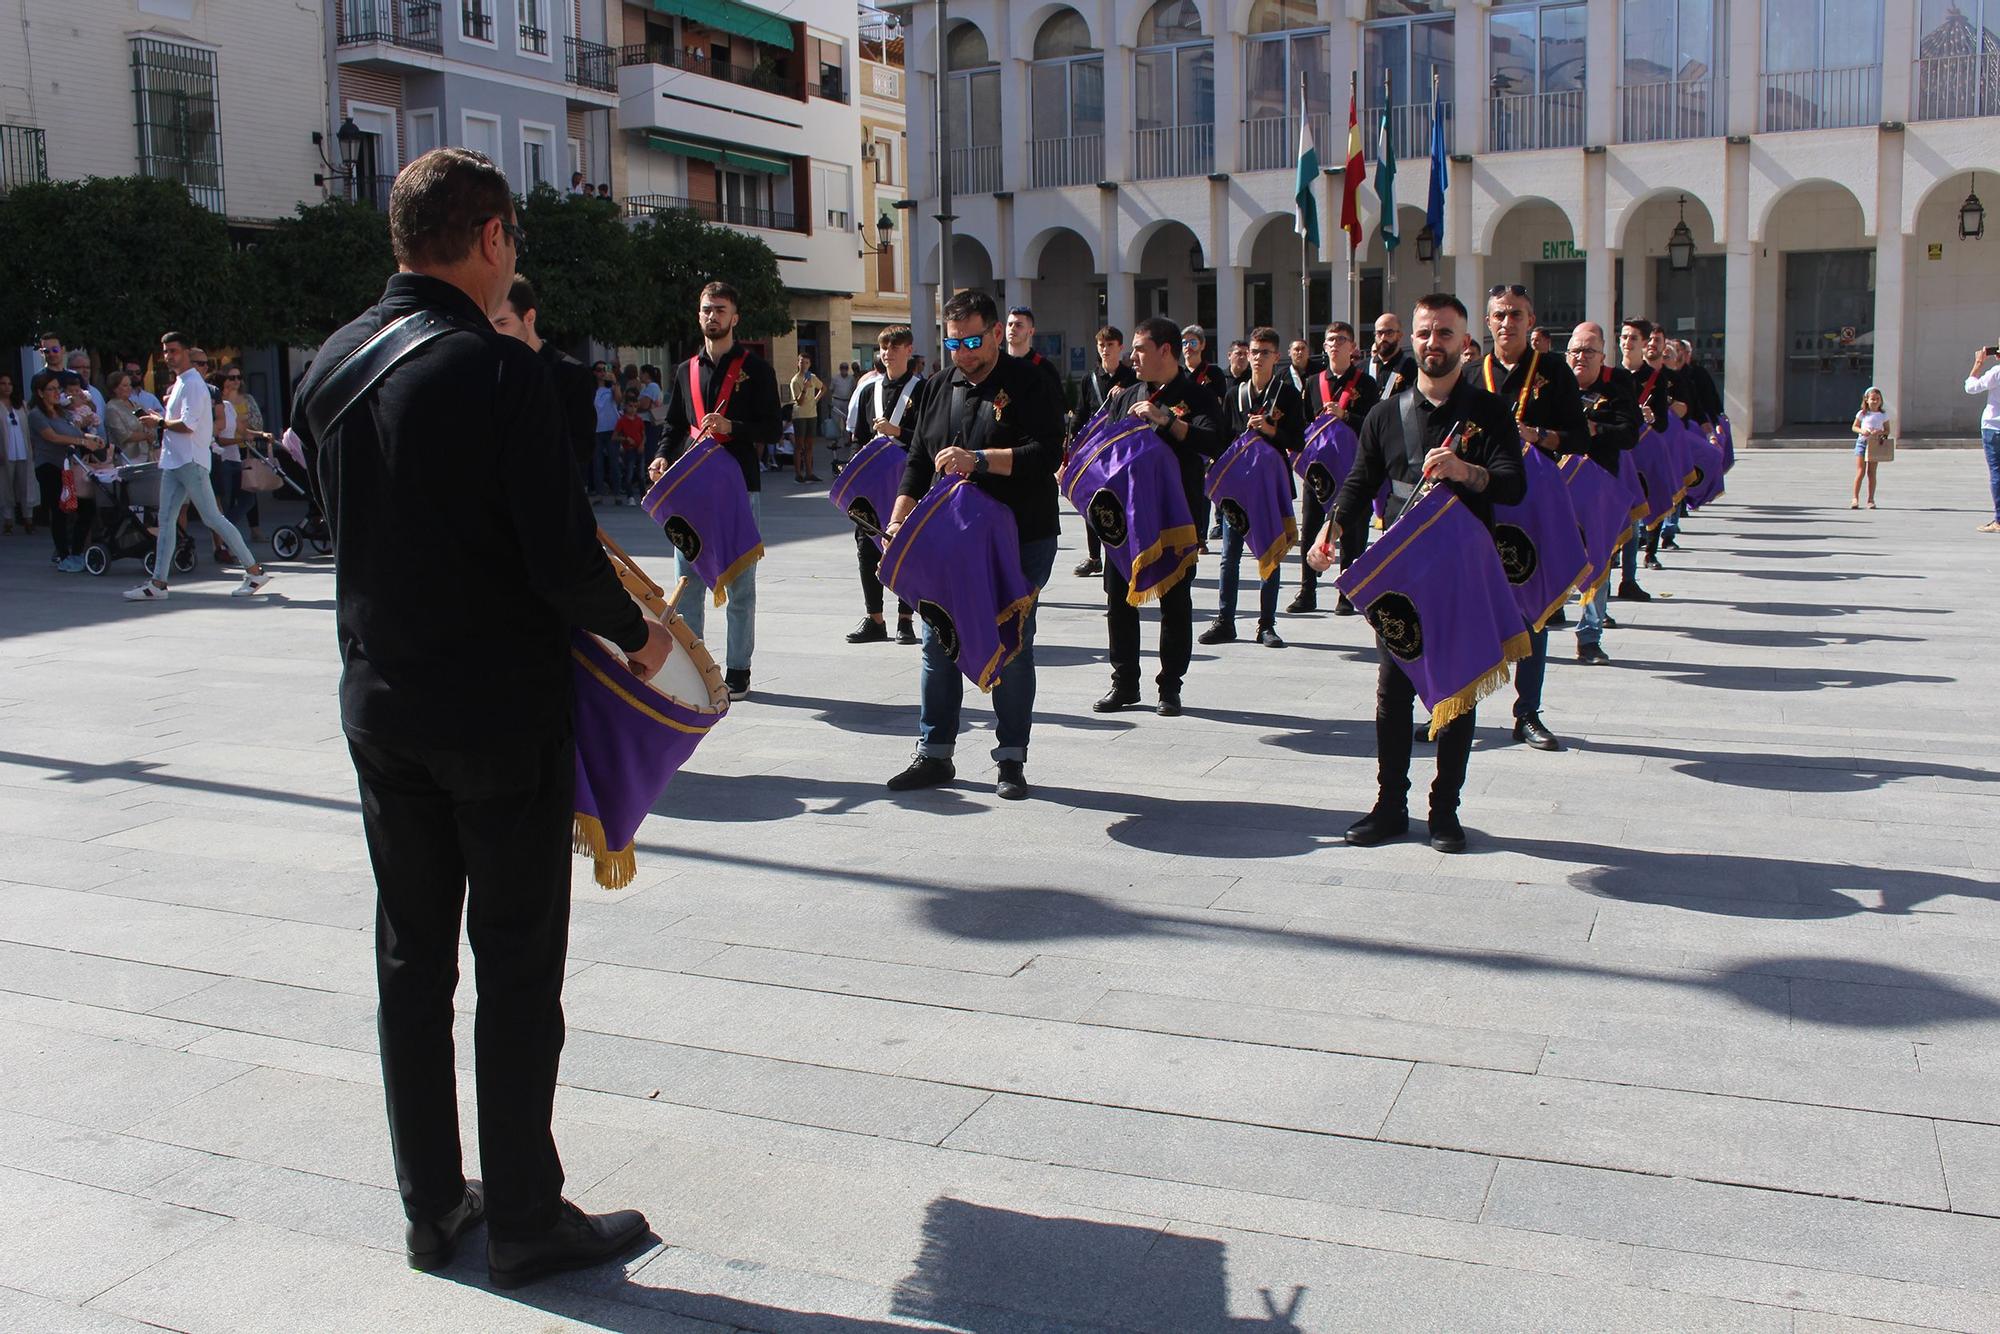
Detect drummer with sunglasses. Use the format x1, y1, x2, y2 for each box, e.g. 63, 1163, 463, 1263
1482, 283, 1588, 754
883, 289, 1065, 802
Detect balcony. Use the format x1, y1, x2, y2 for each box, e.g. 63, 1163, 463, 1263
1488, 88, 1584, 152
624, 193, 799, 233
519, 24, 547, 55
0, 124, 47, 194
1913, 52, 2000, 121
1241, 112, 1328, 174
810, 64, 846, 103
565, 36, 615, 92
1760, 65, 1881, 132
1132, 123, 1213, 180
1028, 133, 1103, 188
336, 0, 442, 55
1620, 77, 1718, 142
346, 173, 396, 212
945, 144, 1002, 194
460, 2, 493, 43
618, 41, 796, 99
1363, 100, 1454, 162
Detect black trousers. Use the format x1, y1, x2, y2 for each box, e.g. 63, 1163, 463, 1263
855, 527, 911, 618
349, 731, 575, 1240
1374, 639, 1474, 816
1297, 491, 1367, 595
1105, 561, 1193, 691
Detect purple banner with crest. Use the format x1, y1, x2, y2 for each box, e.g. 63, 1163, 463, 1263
1333, 484, 1532, 737
1058, 414, 1197, 605
828, 434, 908, 538
1560, 454, 1636, 598
1203, 432, 1298, 580
1489, 447, 1593, 631
1630, 427, 1684, 528
1679, 418, 1728, 510
641, 437, 764, 605
878, 477, 1039, 692
1295, 415, 1360, 513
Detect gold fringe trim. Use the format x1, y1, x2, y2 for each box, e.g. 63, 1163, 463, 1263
1529, 563, 1593, 632
1253, 518, 1299, 583
1577, 560, 1613, 603
1125, 547, 1198, 608
572, 812, 636, 891
711, 543, 766, 607
973, 589, 1041, 693
1125, 521, 1200, 606
1425, 632, 1532, 740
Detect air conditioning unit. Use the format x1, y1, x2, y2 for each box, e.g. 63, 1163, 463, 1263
860, 143, 877, 162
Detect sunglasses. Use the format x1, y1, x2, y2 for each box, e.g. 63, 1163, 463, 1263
941, 333, 986, 352
1487, 284, 1530, 298
476, 216, 528, 254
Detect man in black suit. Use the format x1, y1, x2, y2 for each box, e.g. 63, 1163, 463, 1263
489, 275, 594, 480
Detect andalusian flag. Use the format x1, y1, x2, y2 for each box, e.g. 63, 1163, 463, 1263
1339, 77, 1363, 252
1375, 72, 1398, 252
1293, 75, 1320, 249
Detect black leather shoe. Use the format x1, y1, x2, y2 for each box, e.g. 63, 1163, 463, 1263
1197, 620, 1236, 645
1601, 613, 1619, 628
1094, 683, 1140, 713
887, 754, 955, 791
488, 1200, 650, 1290
1413, 721, 1433, 744
1513, 713, 1562, 751
1344, 806, 1410, 847
846, 617, 888, 644
1155, 689, 1182, 717
996, 760, 1028, 801
1256, 625, 1286, 648
1643, 555, 1665, 571
895, 618, 919, 645
1284, 592, 1316, 614
724, 669, 750, 701
1428, 810, 1467, 853
1577, 643, 1611, 665
1333, 595, 1358, 617
407, 1184, 484, 1272
1613, 581, 1651, 602
1659, 534, 1680, 550
1073, 557, 1101, 577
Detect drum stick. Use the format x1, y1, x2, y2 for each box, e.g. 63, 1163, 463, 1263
597, 527, 662, 598
670, 575, 693, 608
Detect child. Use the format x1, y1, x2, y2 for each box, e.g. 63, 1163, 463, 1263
613, 390, 646, 504
1851, 386, 1889, 510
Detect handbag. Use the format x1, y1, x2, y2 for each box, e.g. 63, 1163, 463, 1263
58, 463, 78, 511
241, 453, 283, 492
1864, 433, 1895, 463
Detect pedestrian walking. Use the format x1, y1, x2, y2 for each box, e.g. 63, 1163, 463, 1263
1850, 386, 1891, 510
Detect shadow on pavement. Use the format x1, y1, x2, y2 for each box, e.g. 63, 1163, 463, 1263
1567, 737, 1997, 792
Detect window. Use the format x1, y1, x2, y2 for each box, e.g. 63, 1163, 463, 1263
408, 108, 440, 157
1243, 2, 1328, 171
518, 0, 548, 55
870, 134, 896, 185
522, 123, 555, 190
1363, 11, 1454, 159
131, 37, 224, 212
462, 111, 501, 166
1488, 2, 1587, 150
719, 169, 770, 227
1133, 0, 1214, 178
1029, 8, 1104, 184
1761, 0, 1882, 129
944, 22, 1001, 191
462, 0, 494, 43
814, 161, 851, 229
1916, 0, 2000, 119
1367, 0, 1446, 13
1621, 1, 1717, 141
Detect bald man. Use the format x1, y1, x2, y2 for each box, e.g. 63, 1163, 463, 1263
1366, 314, 1419, 397
1565, 321, 1642, 665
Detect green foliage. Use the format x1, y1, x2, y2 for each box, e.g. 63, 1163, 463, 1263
0, 177, 238, 353
627, 206, 793, 349
235, 197, 395, 346
516, 185, 649, 346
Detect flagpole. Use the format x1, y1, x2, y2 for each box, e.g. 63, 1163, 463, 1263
1299, 71, 1311, 348
1381, 69, 1394, 328
1348, 72, 1360, 332
1430, 70, 1442, 292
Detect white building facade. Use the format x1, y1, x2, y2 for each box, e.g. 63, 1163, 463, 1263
904, 0, 2000, 436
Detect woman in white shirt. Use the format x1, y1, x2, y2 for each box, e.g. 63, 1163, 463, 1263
0, 373, 30, 535
1850, 386, 1890, 510
209, 377, 247, 561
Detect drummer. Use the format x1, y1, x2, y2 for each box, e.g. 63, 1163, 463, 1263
1204, 326, 1305, 650
882, 288, 1065, 801
840, 325, 925, 647
1092, 316, 1227, 717
1294, 322, 1379, 617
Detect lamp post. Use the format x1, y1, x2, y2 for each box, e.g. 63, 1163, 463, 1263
1666, 194, 1696, 272
1960, 175, 1986, 241
312, 116, 368, 200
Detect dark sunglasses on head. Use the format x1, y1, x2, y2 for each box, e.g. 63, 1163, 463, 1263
941, 333, 986, 352
1487, 284, 1530, 299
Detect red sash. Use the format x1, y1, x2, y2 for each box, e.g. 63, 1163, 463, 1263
688, 351, 747, 442
1320, 366, 1359, 414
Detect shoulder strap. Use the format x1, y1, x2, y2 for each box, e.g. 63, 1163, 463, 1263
299, 309, 467, 444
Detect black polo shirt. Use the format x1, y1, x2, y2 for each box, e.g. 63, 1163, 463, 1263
1103, 368, 1228, 507
657, 343, 783, 491
898, 350, 1065, 541
1335, 373, 1528, 532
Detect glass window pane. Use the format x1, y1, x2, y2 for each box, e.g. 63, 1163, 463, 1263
1489, 10, 1535, 95
1245, 35, 1289, 120
1542, 4, 1587, 92
1139, 0, 1203, 46
1676, 0, 1713, 80
1293, 32, 1330, 118
1624, 4, 1673, 83
1824, 0, 1882, 64
1073, 58, 1104, 136
1414, 18, 1455, 103
1135, 49, 1173, 130
969, 70, 1000, 146
1364, 24, 1408, 112
1764, 0, 1820, 73
1031, 63, 1068, 139
1179, 44, 1215, 125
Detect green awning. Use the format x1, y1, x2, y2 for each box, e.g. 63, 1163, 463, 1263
646, 133, 723, 164
721, 147, 790, 174
648, 0, 794, 52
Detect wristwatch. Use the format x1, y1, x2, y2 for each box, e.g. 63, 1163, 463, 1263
972, 450, 990, 475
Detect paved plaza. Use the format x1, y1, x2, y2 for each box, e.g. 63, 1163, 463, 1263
2, 451, 1998, 1332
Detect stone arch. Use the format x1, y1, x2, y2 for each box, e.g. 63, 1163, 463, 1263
1020, 223, 1104, 278
1902, 149, 1991, 236
944, 17, 995, 70
1123, 214, 1211, 275
1012, 3, 1100, 58
1752, 175, 1872, 246
1610, 187, 1718, 253
1118, 0, 1213, 48
1231, 210, 1297, 270
1478, 193, 1580, 257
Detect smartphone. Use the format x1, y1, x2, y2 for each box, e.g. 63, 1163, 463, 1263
1985, 345, 2000, 357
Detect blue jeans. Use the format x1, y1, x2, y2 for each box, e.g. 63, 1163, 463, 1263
156, 462, 256, 583
1621, 521, 1644, 583
1215, 516, 1281, 628
918, 535, 1058, 764
1577, 579, 1609, 647
210, 458, 251, 531
591, 432, 620, 494
1513, 623, 1547, 719
1984, 427, 2000, 522
672, 490, 759, 673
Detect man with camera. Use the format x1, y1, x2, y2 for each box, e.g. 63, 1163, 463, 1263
1968, 343, 2000, 533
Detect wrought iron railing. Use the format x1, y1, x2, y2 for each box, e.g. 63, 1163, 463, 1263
1759, 65, 1881, 132
347, 173, 396, 212
1913, 52, 2000, 121
623, 193, 799, 232
617, 42, 796, 98
1620, 77, 1718, 142
337, 0, 443, 53
0, 124, 47, 194
565, 36, 615, 90
1487, 87, 1585, 152
519, 24, 547, 55
1132, 123, 1213, 180
1028, 133, 1103, 188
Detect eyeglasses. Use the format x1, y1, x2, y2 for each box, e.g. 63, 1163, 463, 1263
476, 216, 528, 255
1487, 284, 1530, 298
1566, 347, 1602, 358
941, 333, 987, 352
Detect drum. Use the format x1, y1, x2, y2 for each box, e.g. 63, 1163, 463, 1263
878, 476, 1037, 692
828, 433, 908, 536
1294, 416, 1359, 511
1630, 427, 1683, 528
1057, 414, 1196, 605
641, 436, 763, 605
571, 536, 731, 889
1203, 432, 1298, 579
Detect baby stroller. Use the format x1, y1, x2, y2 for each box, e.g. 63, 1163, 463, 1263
81, 455, 195, 578
265, 430, 330, 560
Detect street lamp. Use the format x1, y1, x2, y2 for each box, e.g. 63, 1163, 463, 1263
858, 211, 896, 256
1960, 175, 1986, 241
1666, 194, 1696, 272
312, 116, 368, 193
1414, 224, 1436, 265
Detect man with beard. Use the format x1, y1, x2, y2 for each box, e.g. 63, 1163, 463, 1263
842, 325, 925, 645
1307, 295, 1525, 853
1071, 324, 1138, 578
1565, 321, 1642, 665
1292, 321, 1379, 615
1482, 284, 1588, 752
1614, 318, 1668, 600
1092, 317, 1227, 716
1366, 312, 1419, 397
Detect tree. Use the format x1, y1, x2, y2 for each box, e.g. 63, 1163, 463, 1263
235, 197, 394, 347
0, 177, 239, 354
626, 207, 792, 351
515, 184, 650, 347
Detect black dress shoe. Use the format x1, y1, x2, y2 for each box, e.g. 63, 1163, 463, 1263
887, 754, 955, 791
1513, 713, 1562, 751
1197, 620, 1236, 645
488, 1200, 650, 1291
1256, 625, 1286, 648
1073, 557, 1101, 577
1613, 581, 1651, 602
1094, 683, 1140, 713
1576, 642, 1611, 665
1659, 534, 1680, 550
1284, 592, 1316, 614
996, 760, 1028, 800
846, 617, 888, 644
895, 618, 919, 645
1643, 555, 1665, 571
1155, 690, 1182, 717
1344, 806, 1410, 847
1333, 595, 1358, 617
724, 669, 750, 700
1428, 810, 1467, 853
407, 1184, 484, 1272
1601, 613, 1619, 628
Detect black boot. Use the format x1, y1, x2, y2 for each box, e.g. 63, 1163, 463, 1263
887, 753, 955, 791
995, 760, 1029, 801
1512, 713, 1562, 751
1197, 619, 1236, 645
1614, 580, 1651, 602
1344, 804, 1410, 846
1094, 681, 1141, 713
846, 617, 888, 644
895, 617, 919, 645
1428, 808, 1467, 853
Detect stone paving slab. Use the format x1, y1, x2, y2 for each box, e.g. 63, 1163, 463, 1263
3, 453, 1998, 1329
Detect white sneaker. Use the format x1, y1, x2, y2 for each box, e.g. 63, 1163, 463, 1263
232, 570, 273, 597
123, 582, 168, 601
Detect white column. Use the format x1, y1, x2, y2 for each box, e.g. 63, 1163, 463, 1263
1725, 0, 1759, 137
1621, 247, 1648, 321
1454, 0, 1489, 155
1880, 8, 1915, 125
917, 282, 940, 360
1103, 187, 1133, 334
1583, 150, 1615, 328
1584, 0, 1617, 146
1722, 140, 1756, 429
1872, 134, 1909, 437
998, 46, 1029, 193
1211, 31, 1243, 175
1217, 264, 1247, 344
1099, 1, 1132, 183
